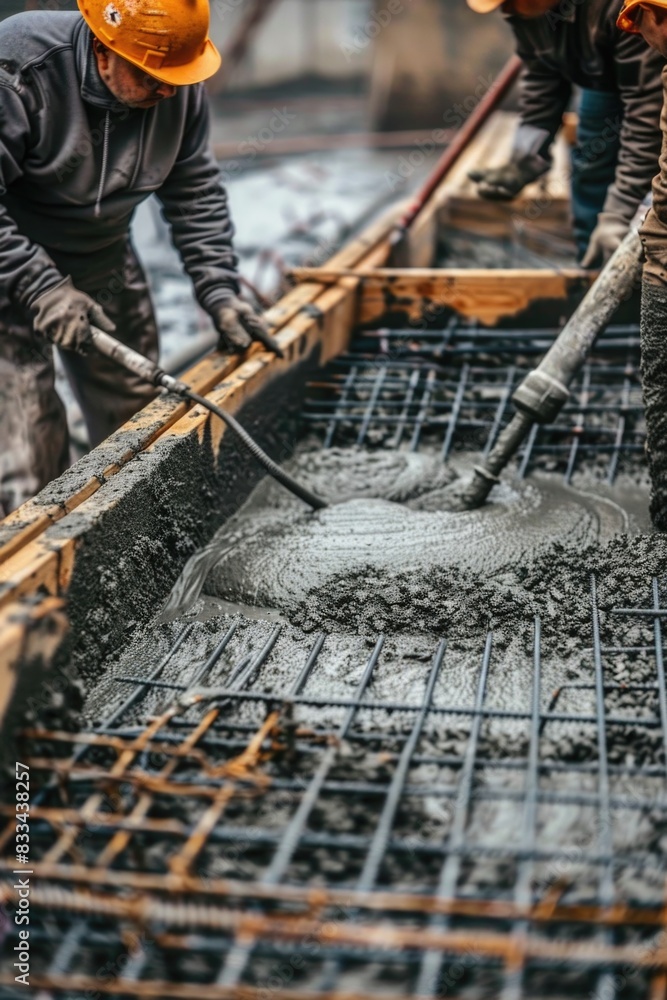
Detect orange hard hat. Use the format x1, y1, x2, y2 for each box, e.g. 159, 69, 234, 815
616, 0, 660, 31
77, 0, 222, 86
466, 0, 504, 12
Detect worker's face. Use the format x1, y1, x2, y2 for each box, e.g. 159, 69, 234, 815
628, 3, 667, 57
93, 39, 178, 109
501, 0, 559, 16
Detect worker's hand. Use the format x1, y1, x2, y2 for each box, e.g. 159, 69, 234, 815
468, 155, 549, 201
32, 276, 115, 355
211, 295, 283, 357
580, 213, 629, 269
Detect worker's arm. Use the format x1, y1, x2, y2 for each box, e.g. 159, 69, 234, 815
583, 34, 663, 266
639, 65, 667, 283
156, 86, 277, 353
606, 32, 663, 221
0, 79, 65, 309
513, 49, 573, 157
0, 77, 109, 353
156, 85, 241, 312
468, 32, 572, 199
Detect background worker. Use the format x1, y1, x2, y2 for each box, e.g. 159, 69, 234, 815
617, 0, 667, 528
0, 0, 271, 517
466, 0, 664, 266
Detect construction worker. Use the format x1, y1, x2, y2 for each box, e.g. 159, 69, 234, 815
0, 0, 271, 517
617, 0, 667, 528
465, 0, 664, 266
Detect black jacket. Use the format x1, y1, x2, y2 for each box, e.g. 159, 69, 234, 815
0, 11, 239, 312
506, 0, 664, 221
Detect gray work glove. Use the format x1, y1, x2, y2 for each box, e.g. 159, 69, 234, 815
580, 213, 629, 269
210, 294, 283, 357
468, 153, 549, 201
469, 123, 551, 201
32, 276, 115, 354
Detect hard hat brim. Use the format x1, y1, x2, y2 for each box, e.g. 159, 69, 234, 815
466, 0, 505, 14
616, 0, 644, 31
137, 39, 222, 87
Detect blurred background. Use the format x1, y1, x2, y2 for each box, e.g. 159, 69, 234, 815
1, 0, 514, 448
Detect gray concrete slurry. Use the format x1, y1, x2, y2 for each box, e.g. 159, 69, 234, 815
79, 443, 667, 918
163, 449, 629, 620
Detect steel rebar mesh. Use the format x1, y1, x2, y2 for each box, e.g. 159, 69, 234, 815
301, 320, 645, 485
0, 313, 662, 998
1, 573, 667, 997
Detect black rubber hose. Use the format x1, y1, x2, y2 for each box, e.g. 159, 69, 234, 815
86, 327, 326, 511
184, 389, 327, 511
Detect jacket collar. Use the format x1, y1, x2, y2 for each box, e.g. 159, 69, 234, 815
74, 18, 125, 110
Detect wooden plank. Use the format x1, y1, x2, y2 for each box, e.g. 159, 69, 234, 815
0, 250, 370, 613
440, 195, 572, 238
0, 204, 398, 567
0, 598, 67, 731
0, 352, 234, 565
288, 266, 593, 326
355, 268, 594, 326
414, 110, 574, 256
562, 111, 578, 147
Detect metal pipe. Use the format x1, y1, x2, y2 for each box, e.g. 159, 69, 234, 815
459, 200, 648, 510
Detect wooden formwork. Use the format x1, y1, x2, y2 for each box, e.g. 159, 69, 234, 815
0, 110, 591, 728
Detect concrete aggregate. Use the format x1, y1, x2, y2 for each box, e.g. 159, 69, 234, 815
71, 422, 667, 996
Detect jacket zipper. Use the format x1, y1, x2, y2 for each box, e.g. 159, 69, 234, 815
130, 113, 147, 189
95, 110, 111, 218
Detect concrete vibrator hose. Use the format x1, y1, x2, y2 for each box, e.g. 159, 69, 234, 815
89, 327, 328, 511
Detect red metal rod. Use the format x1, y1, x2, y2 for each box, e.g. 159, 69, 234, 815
391, 54, 523, 242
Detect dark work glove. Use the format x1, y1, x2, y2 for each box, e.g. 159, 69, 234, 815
468, 153, 549, 201
32, 276, 115, 354
580, 213, 629, 269
210, 294, 283, 357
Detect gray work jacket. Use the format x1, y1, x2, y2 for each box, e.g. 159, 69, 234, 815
0, 11, 239, 312
640, 66, 667, 280
506, 0, 664, 222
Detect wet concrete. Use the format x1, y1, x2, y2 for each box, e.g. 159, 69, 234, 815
83, 515, 667, 909
90, 442, 663, 761
66, 430, 667, 991
161, 449, 629, 623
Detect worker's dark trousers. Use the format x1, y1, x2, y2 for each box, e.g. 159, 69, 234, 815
639, 277, 667, 530
0, 241, 158, 517
570, 89, 623, 258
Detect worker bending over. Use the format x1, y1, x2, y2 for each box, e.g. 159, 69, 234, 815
617, 0, 667, 528
466, 0, 664, 265
0, 0, 271, 517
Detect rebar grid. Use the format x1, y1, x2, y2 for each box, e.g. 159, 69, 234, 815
302, 321, 645, 484
2, 575, 667, 997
